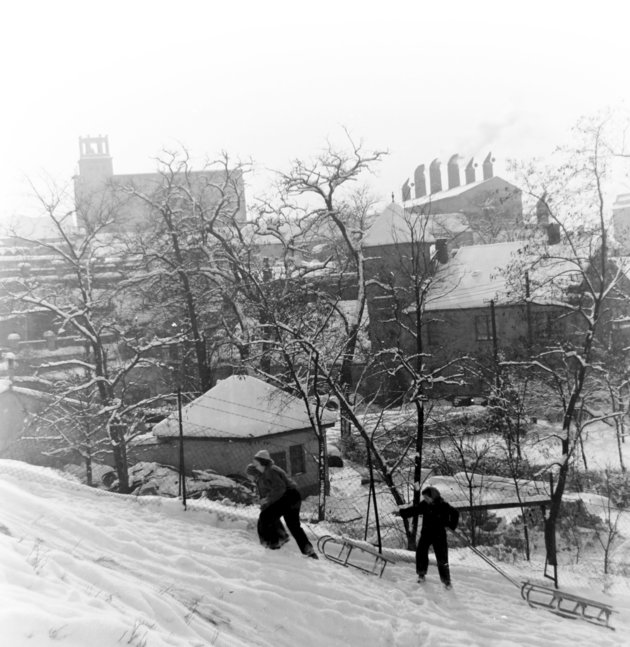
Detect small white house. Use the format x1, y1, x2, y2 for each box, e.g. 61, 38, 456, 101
132, 375, 337, 495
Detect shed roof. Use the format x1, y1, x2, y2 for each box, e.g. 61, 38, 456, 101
152, 375, 336, 439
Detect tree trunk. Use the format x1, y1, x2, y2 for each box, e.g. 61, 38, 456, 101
109, 423, 130, 494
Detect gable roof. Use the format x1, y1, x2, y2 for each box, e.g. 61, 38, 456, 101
403, 176, 519, 210
152, 375, 336, 439
363, 203, 469, 248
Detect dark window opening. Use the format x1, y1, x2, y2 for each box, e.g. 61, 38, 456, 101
270, 451, 287, 471
289, 444, 306, 475
475, 314, 492, 341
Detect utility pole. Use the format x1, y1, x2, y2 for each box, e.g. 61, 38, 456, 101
490, 299, 500, 388
178, 387, 187, 510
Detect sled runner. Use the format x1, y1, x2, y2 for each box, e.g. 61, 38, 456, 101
317, 535, 393, 577
520, 581, 615, 630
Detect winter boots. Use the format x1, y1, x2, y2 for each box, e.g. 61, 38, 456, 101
304, 544, 319, 559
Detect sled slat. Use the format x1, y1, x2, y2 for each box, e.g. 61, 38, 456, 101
520, 581, 615, 630
317, 535, 392, 577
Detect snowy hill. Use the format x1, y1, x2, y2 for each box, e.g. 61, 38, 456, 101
1, 459, 628, 647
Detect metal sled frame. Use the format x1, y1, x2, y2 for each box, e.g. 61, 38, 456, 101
317, 535, 392, 577
520, 581, 615, 630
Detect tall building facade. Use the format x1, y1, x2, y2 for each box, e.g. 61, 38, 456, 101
73, 135, 247, 231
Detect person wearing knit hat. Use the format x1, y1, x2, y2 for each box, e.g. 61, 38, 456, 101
245, 463, 289, 549
250, 450, 318, 559
398, 485, 459, 589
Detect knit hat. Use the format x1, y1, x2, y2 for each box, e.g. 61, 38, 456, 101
254, 449, 271, 462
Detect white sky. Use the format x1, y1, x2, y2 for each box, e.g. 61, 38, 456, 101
1, 1, 629, 223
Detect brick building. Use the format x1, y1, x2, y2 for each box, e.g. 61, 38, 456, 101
73, 135, 246, 232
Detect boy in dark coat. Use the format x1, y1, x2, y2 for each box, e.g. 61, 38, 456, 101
398, 486, 459, 588
245, 463, 290, 549
251, 450, 318, 559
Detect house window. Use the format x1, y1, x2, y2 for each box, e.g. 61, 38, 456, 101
270, 451, 287, 471
289, 444, 306, 475
475, 314, 492, 341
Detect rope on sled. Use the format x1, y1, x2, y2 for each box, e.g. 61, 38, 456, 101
450, 529, 521, 589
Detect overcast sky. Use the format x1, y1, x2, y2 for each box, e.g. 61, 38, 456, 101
1, 0, 628, 225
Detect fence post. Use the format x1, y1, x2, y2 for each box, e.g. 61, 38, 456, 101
543, 473, 558, 588
318, 427, 328, 521
178, 387, 187, 510
364, 439, 382, 553
109, 423, 130, 494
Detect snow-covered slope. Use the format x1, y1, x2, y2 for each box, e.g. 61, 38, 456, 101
1, 460, 628, 647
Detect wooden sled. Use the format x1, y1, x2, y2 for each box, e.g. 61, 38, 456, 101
520, 581, 615, 630
317, 535, 393, 577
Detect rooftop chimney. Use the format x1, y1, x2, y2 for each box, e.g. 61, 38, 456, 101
6, 352, 15, 383
547, 223, 561, 245
536, 192, 550, 226
465, 158, 476, 184
429, 159, 442, 194
413, 164, 427, 198
482, 153, 494, 180
435, 239, 449, 264
401, 179, 411, 202
447, 154, 461, 190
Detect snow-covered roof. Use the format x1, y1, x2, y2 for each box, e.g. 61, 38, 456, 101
152, 375, 336, 439
403, 176, 518, 210
0, 380, 84, 406
363, 203, 469, 248
424, 241, 578, 311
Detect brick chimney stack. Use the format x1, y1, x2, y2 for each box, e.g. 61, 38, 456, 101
482, 153, 494, 180
536, 193, 550, 226
413, 164, 426, 198
465, 158, 476, 184
401, 179, 411, 202
6, 352, 15, 383
429, 159, 442, 194
447, 155, 461, 190
435, 239, 449, 264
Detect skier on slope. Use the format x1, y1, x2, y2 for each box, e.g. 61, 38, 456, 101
398, 486, 459, 589
249, 450, 319, 559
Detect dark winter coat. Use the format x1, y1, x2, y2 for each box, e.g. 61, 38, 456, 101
399, 498, 459, 536
257, 464, 298, 510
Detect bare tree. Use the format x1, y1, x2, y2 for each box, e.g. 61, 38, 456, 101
363, 205, 466, 547
505, 114, 630, 582
117, 149, 249, 392
1, 182, 180, 491
275, 136, 387, 446
593, 468, 624, 575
